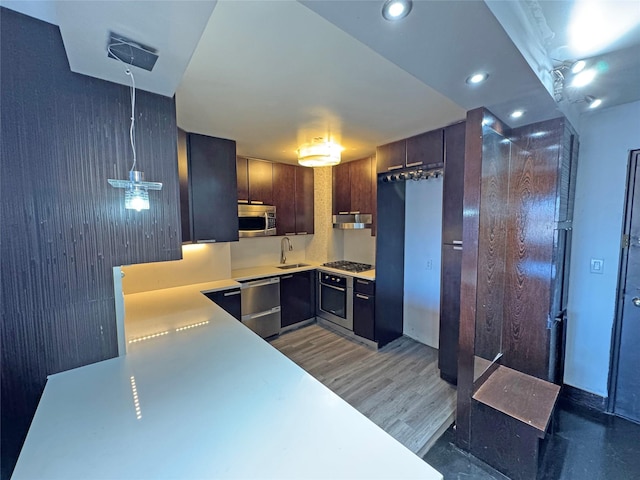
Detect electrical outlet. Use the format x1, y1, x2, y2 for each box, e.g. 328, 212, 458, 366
590, 258, 604, 274
425, 259, 433, 270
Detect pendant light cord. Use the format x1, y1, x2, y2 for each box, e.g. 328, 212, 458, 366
126, 68, 137, 173
108, 42, 138, 174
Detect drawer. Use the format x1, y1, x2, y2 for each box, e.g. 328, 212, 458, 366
354, 278, 375, 296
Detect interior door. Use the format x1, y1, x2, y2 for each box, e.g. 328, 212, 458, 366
613, 150, 640, 423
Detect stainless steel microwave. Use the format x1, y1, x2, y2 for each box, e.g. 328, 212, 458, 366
238, 204, 276, 237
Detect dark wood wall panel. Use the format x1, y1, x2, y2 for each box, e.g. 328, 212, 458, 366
1, 9, 181, 478
475, 128, 510, 361
456, 108, 485, 450
374, 181, 406, 347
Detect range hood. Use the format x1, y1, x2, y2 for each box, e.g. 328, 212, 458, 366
332, 213, 373, 229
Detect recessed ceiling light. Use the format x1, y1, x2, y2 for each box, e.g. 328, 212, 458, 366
466, 72, 489, 85
571, 69, 596, 88
571, 60, 586, 74
510, 110, 524, 119
586, 96, 602, 109
382, 0, 412, 21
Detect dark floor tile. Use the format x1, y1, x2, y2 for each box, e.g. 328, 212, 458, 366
424, 402, 640, 480
423, 427, 509, 480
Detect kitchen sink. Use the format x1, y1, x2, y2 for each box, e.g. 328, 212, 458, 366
276, 263, 309, 270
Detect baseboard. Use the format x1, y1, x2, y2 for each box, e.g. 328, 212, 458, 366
560, 384, 607, 412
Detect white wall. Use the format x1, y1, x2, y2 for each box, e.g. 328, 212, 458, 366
565, 100, 640, 397
121, 243, 232, 294
343, 229, 376, 265
230, 235, 310, 269
403, 178, 443, 348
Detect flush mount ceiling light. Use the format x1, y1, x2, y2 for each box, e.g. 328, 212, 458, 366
382, 0, 412, 21
107, 35, 162, 211
297, 138, 343, 167
466, 72, 489, 85
510, 110, 524, 119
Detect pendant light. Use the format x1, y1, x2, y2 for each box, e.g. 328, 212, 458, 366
107, 39, 162, 211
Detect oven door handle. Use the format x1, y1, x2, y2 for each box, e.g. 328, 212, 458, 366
322, 283, 346, 292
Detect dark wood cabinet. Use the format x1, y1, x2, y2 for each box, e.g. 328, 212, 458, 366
204, 288, 242, 321
438, 121, 466, 384
273, 163, 297, 235
179, 130, 239, 243
353, 278, 375, 341
280, 270, 316, 328
332, 162, 351, 214
272, 163, 314, 235
236, 156, 273, 205
442, 122, 466, 245
332, 155, 376, 235
439, 244, 463, 383
295, 166, 314, 235
376, 139, 406, 173
406, 129, 444, 169
376, 129, 444, 174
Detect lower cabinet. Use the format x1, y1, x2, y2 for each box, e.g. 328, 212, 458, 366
280, 270, 316, 328
204, 288, 241, 321
353, 278, 375, 341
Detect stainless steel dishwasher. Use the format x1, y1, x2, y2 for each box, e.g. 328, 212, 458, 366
240, 276, 281, 338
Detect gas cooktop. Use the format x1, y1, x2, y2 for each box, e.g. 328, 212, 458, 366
322, 260, 373, 273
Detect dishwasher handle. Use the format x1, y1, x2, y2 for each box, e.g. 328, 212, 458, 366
242, 306, 281, 321
241, 277, 280, 289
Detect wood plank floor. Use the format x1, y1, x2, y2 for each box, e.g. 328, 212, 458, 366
269, 324, 457, 456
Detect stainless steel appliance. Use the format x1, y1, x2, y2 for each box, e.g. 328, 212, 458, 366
322, 260, 373, 273
317, 271, 353, 331
332, 213, 372, 229
238, 204, 276, 237
240, 276, 281, 338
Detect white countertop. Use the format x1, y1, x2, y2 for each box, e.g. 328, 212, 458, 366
13, 283, 440, 480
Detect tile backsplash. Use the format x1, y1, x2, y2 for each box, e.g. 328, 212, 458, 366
230, 235, 310, 270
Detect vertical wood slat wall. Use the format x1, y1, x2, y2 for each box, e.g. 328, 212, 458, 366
0, 10, 182, 477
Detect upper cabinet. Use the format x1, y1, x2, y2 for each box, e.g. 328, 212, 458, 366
178, 129, 239, 243
294, 166, 314, 235
259, 162, 314, 236
376, 128, 444, 174
332, 155, 377, 235
442, 122, 466, 245
236, 157, 273, 205
332, 156, 375, 214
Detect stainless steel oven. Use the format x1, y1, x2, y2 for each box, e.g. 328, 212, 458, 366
317, 271, 353, 331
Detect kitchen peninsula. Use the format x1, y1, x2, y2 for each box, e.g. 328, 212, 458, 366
12, 279, 439, 479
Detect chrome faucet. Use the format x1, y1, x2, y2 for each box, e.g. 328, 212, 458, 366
280, 236, 293, 264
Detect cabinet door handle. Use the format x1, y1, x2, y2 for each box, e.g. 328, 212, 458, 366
452, 240, 463, 245
387, 164, 403, 171
285, 232, 296, 235
223, 290, 241, 296
297, 232, 307, 235
453, 246, 463, 251
281, 275, 293, 279
406, 161, 423, 168
238, 199, 249, 204
198, 239, 217, 243
356, 279, 370, 285
338, 211, 349, 214
349, 211, 360, 214
356, 293, 370, 300
251, 200, 264, 205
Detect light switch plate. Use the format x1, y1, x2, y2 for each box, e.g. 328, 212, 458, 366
590, 258, 604, 274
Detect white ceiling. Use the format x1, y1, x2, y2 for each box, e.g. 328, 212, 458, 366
3, 0, 640, 165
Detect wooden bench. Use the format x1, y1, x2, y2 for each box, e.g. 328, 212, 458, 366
470, 365, 561, 480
